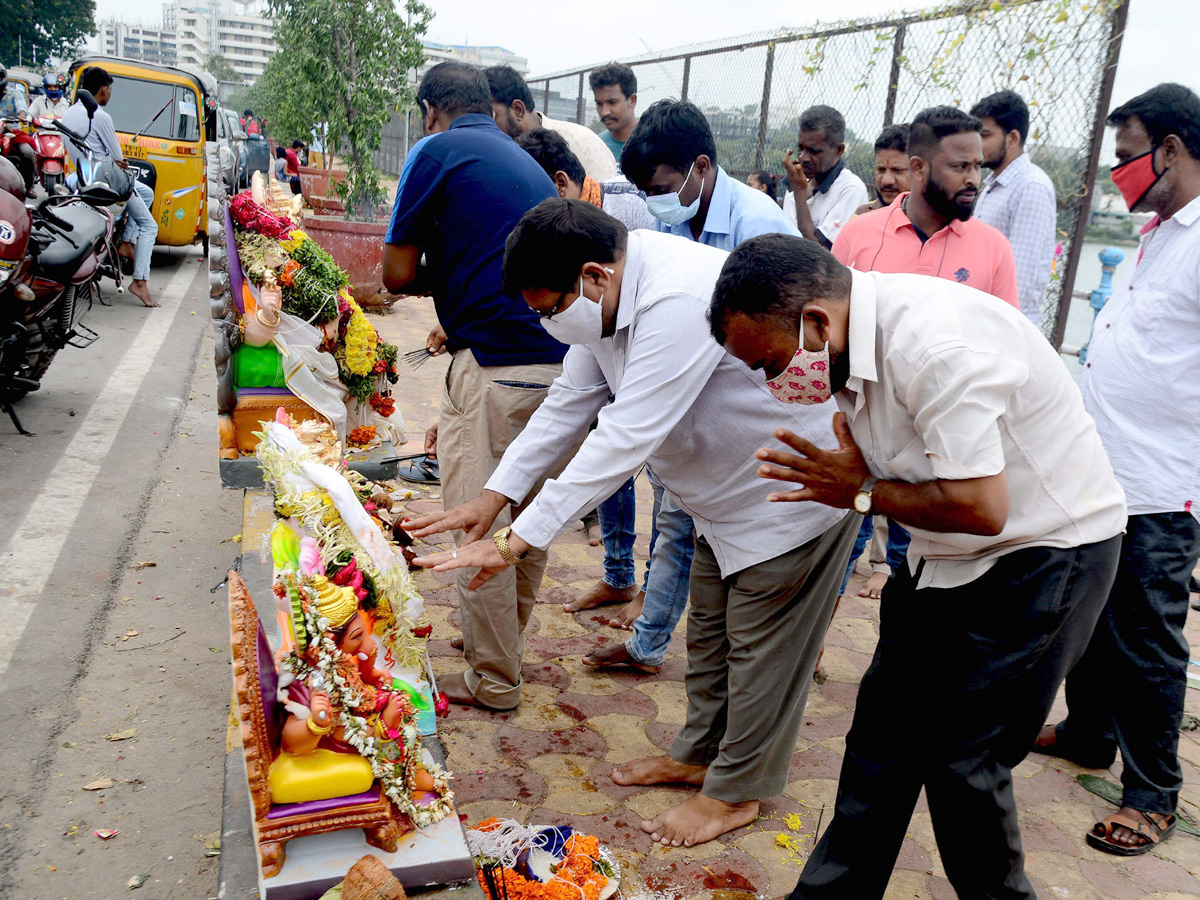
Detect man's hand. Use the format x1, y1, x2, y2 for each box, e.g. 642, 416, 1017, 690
426, 324, 447, 356
412, 536, 519, 590
115, 158, 130, 169
423, 422, 438, 460
755, 412, 872, 508
782, 148, 809, 195
403, 490, 509, 544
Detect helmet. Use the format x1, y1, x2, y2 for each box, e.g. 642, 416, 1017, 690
43, 73, 63, 99
0, 155, 25, 201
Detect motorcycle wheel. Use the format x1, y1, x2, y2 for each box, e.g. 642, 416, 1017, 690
43, 172, 63, 195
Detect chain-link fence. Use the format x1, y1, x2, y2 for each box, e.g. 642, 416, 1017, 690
529, 0, 1128, 347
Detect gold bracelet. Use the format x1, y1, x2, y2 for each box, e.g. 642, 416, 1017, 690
255, 308, 282, 329
492, 526, 527, 566
306, 712, 334, 736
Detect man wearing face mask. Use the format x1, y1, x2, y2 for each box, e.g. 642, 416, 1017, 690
710, 234, 1126, 899
404, 199, 858, 849
1031, 83, 1200, 858
382, 63, 568, 713
622, 98, 798, 248
831, 106, 1019, 308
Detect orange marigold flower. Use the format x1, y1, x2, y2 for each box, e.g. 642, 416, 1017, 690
279, 259, 301, 286
472, 817, 503, 833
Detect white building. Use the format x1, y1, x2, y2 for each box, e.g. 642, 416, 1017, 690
93, 20, 179, 67
165, 1, 276, 83
419, 41, 528, 78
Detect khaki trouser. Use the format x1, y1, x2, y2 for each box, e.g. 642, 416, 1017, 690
438, 350, 568, 708
670, 511, 859, 802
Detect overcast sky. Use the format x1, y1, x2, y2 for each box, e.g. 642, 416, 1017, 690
93, 0, 1189, 121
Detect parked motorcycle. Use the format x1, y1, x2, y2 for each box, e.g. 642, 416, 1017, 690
31, 117, 67, 195
0, 155, 121, 435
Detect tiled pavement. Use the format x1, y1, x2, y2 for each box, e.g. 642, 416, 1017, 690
373, 299, 1200, 900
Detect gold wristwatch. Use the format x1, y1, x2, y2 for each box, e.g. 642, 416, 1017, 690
493, 526, 528, 566
853, 477, 878, 515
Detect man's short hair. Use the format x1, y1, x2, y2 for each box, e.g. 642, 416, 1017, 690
708, 234, 852, 344
291, 139, 305, 149
907, 106, 983, 160
503, 199, 627, 296
588, 63, 637, 99
798, 104, 847, 146
1108, 83, 1200, 159
485, 65, 535, 112
874, 123, 908, 154
970, 90, 1030, 145
516, 128, 586, 186
416, 62, 492, 119
80, 66, 114, 95
621, 100, 718, 186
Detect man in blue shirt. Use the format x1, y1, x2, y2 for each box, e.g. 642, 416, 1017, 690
382, 62, 567, 712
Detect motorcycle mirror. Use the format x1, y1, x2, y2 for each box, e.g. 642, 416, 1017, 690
77, 89, 99, 119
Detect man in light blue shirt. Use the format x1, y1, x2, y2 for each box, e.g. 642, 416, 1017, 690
622, 99, 800, 250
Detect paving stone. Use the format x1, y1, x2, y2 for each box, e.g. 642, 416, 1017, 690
494, 723, 608, 765
556, 689, 659, 722
626, 787, 697, 820
530, 601, 593, 638
587, 713, 666, 764
520, 660, 571, 693
1077, 857, 1145, 900
508, 683, 584, 732
1023, 851, 1106, 899
882, 867, 934, 899
458, 799, 533, 827
783, 777, 838, 819
818, 734, 847, 758
636, 847, 769, 898
787, 743, 845, 781
828, 615, 880, 656
647, 720, 682, 753
439, 717, 509, 776
905, 812, 947, 879
636, 680, 690, 726
452, 764, 547, 807
734, 828, 808, 896
797, 687, 848, 720
815, 645, 872, 685
1122, 850, 1200, 895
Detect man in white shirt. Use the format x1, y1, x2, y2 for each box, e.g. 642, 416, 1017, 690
971, 90, 1058, 328
781, 104, 868, 247
29, 74, 70, 119
486, 65, 618, 182
405, 199, 858, 849
711, 234, 1126, 899
1033, 83, 1200, 858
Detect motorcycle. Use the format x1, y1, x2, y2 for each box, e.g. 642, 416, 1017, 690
0, 116, 36, 193
0, 154, 120, 435
31, 117, 67, 195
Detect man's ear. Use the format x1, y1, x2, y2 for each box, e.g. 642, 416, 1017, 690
512, 100, 529, 122
835, 141, 847, 159
909, 155, 928, 184
628, 92, 637, 111
802, 304, 833, 347
694, 154, 713, 176
1161, 133, 1184, 166
1007, 129, 1022, 154
552, 170, 571, 197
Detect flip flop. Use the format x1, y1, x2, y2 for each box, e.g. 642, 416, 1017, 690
1085, 811, 1176, 856
398, 455, 440, 485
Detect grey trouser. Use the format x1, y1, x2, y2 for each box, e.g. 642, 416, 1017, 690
439, 350, 569, 708
670, 511, 859, 802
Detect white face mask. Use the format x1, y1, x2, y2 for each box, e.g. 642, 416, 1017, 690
645, 162, 704, 226
539, 270, 612, 345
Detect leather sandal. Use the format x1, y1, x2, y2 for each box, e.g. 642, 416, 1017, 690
1086, 810, 1176, 856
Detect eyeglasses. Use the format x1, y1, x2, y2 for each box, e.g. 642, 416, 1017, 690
531, 289, 571, 319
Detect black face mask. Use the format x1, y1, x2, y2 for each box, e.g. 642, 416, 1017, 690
924, 170, 976, 222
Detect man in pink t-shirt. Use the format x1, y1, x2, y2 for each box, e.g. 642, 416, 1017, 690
832, 106, 1018, 308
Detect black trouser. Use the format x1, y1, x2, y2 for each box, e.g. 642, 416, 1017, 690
1055, 512, 1200, 816
5, 142, 35, 191
788, 536, 1121, 900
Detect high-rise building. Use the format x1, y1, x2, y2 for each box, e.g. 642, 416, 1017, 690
93, 20, 179, 67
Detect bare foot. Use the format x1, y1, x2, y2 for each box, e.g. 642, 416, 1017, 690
128, 280, 159, 308
583, 640, 660, 674
608, 591, 645, 629
587, 524, 602, 546
642, 793, 760, 847
611, 755, 706, 787
858, 571, 887, 599
1030, 722, 1115, 768
117, 240, 135, 261
563, 579, 639, 613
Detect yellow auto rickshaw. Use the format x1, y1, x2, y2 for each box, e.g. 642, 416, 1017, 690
67, 56, 214, 251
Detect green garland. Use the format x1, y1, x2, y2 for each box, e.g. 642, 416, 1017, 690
282, 238, 350, 326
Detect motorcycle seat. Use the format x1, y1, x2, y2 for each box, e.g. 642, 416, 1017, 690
36, 202, 109, 279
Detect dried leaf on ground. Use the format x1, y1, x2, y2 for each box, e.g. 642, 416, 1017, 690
135, 562, 157, 570
83, 779, 114, 791
127, 874, 149, 890
104, 729, 138, 742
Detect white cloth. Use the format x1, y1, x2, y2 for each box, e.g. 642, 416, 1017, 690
600, 178, 655, 231
272, 312, 350, 445
29, 96, 70, 120
486, 230, 849, 577
537, 112, 618, 182
1080, 195, 1200, 523
785, 163, 868, 242
975, 153, 1058, 327
839, 269, 1126, 589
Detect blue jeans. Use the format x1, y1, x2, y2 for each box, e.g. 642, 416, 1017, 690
839, 517, 912, 595
122, 180, 156, 281
598, 477, 637, 590
1057, 512, 1200, 815
627, 474, 695, 667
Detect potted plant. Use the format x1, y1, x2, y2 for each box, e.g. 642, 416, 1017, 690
261, 0, 430, 307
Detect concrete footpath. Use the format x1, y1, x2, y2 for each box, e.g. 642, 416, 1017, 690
374, 296, 1200, 900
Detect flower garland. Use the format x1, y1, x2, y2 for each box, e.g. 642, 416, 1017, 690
470, 820, 615, 900
342, 296, 378, 376
230, 191, 295, 239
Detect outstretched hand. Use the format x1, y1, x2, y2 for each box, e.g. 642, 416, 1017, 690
402, 490, 508, 544
755, 411, 872, 508
411, 540, 512, 590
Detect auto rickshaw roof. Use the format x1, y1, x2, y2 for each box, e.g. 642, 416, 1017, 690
68, 56, 211, 98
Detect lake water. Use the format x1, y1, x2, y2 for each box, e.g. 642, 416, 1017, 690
1058, 240, 1136, 379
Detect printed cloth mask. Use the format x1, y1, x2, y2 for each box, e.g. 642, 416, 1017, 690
1111, 147, 1164, 212
766, 336, 832, 404
645, 162, 704, 226
540, 270, 611, 345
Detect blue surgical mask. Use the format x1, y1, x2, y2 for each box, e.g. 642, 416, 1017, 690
645, 162, 704, 226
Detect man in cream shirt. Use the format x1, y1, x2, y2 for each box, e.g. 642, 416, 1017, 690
405, 199, 857, 851
711, 234, 1127, 900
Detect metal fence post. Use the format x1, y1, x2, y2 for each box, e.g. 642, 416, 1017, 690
753, 41, 776, 172
681, 56, 692, 102
1051, 0, 1129, 351
543, 80, 551, 115
576, 72, 585, 125
883, 24, 906, 127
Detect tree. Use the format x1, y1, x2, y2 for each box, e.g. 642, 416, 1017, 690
265, 0, 430, 220
206, 53, 243, 84
1, 0, 95, 68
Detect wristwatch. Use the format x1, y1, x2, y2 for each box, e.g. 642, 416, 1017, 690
492, 526, 528, 566
853, 477, 878, 515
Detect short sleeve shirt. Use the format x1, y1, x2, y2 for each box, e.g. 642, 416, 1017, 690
385, 114, 565, 367
600, 129, 625, 169
831, 193, 1019, 308
654, 166, 799, 251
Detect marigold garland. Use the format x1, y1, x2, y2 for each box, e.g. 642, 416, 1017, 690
348, 425, 378, 447
343, 297, 378, 376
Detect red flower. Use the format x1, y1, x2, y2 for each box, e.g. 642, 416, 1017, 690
229, 191, 295, 239
411, 624, 433, 639
369, 393, 395, 418
435, 692, 450, 717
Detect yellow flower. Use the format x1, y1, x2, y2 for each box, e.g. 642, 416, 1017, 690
343, 297, 378, 376
784, 812, 804, 832
280, 229, 308, 254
